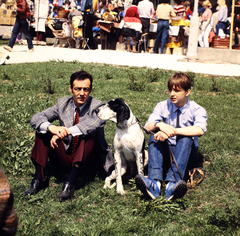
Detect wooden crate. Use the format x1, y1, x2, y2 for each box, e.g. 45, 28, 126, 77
0, 16, 11, 25
212, 36, 230, 49
10, 16, 15, 25
0, 16, 15, 25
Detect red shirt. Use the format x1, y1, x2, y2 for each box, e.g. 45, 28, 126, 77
185, 8, 193, 19
125, 5, 139, 18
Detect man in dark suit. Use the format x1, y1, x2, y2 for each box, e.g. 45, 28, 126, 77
23, 70, 114, 201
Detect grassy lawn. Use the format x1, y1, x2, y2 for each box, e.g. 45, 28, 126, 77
0, 39, 9, 45
0, 61, 240, 235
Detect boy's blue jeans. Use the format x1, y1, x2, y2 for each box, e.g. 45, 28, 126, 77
153, 19, 169, 54
148, 135, 198, 183
9, 16, 33, 49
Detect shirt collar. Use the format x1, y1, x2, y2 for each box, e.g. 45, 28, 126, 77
172, 99, 190, 114
73, 101, 87, 113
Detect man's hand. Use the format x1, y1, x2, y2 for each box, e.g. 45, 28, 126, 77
48, 125, 71, 139
154, 131, 169, 142
157, 122, 177, 138
50, 135, 60, 149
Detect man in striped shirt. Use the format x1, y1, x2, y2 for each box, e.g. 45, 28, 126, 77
174, 0, 185, 17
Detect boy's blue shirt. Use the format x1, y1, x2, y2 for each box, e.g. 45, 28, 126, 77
145, 98, 207, 147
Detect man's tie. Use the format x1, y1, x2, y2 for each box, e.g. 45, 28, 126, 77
71, 107, 80, 159
176, 109, 180, 128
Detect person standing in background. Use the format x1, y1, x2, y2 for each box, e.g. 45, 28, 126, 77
152, 0, 176, 54
34, 0, 49, 42
4, 0, 34, 52
215, 0, 228, 35
198, 0, 212, 47
137, 0, 155, 50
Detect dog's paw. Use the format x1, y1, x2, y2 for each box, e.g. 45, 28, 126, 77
109, 182, 116, 189
103, 182, 116, 189
116, 186, 125, 195
103, 183, 110, 189
103, 177, 111, 189
103, 176, 117, 189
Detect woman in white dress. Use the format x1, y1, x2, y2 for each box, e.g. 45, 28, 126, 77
34, 0, 49, 41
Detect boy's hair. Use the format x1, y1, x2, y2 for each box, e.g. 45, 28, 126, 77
168, 72, 191, 91
70, 70, 93, 89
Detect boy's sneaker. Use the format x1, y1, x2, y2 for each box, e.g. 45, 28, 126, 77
27, 48, 34, 53
165, 180, 187, 201
3, 46, 13, 52
135, 174, 161, 199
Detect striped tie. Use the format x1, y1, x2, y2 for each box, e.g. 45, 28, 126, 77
71, 107, 80, 159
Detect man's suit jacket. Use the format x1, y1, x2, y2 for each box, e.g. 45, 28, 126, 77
30, 96, 114, 173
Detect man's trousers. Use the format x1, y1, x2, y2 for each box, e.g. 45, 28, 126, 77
31, 132, 102, 175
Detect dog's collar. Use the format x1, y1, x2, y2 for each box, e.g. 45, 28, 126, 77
116, 118, 139, 130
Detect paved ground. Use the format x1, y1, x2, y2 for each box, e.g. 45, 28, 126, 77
1, 45, 240, 77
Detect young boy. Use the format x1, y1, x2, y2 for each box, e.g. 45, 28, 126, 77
135, 72, 207, 201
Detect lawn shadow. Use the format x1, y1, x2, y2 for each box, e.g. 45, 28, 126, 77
45, 160, 110, 191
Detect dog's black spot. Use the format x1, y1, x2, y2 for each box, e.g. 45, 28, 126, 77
108, 98, 130, 123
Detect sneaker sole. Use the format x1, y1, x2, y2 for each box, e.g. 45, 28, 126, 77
168, 180, 187, 201
135, 175, 156, 200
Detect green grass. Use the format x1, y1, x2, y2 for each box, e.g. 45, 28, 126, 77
0, 39, 9, 45
0, 61, 240, 235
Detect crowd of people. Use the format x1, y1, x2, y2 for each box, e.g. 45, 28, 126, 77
0, 0, 235, 53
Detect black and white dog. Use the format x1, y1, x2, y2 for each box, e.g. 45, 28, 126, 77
96, 98, 147, 195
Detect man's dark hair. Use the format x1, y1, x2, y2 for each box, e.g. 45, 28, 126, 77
132, 0, 139, 6
70, 70, 93, 89
161, 0, 170, 3
168, 72, 191, 91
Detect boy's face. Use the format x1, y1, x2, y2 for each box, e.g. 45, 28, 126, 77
168, 86, 191, 108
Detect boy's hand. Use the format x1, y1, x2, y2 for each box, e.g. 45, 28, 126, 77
154, 131, 169, 142
157, 122, 177, 138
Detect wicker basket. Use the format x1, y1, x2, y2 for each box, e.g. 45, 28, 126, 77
212, 36, 230, 49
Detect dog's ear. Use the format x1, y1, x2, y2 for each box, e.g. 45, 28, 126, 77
108, 98, 130, 123
108, 98, 123, 112
116, 99, 130, 123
